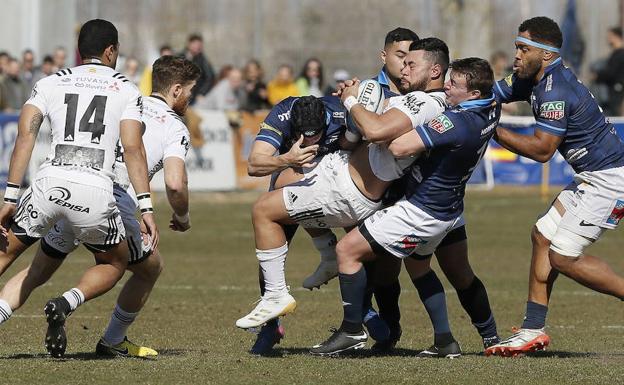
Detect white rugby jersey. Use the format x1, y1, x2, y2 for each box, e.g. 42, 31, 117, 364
26, 63, 143, 181
114, 95, 190, 191
369, 90, 447, 181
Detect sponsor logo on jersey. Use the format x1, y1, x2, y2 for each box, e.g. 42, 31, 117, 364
62, 77, 71, 83
566, 147, 588, 162
277, 111, 291, 122
332, 111, 345, 119
403, 94, 426, 114
181, 136, 191, 155
429, 115, 454, 133
504, 74, 513, 87
539, 101, 565, 120
545, 74, 553, 92
606, 199, 624, 225
108, 81, 120, 92
30, 84, 39, 99
46, 187, 90, 213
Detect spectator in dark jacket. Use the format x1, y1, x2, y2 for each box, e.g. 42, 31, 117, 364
180, 34, 216, 105
596, 27, 624, 115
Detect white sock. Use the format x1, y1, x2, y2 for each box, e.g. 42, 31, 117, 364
62, 288, 85, 312
102, 304, 138, 345
257, 243, 288, 297
0, 299, 12, 324
311, 232, 338, 262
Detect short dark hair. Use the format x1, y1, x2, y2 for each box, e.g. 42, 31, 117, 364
159, 45, 172, 54
518, 16, 563, 49
384, 27, 420, 46
152, 55, 201, 94
188, 34, 203, 43
291, 96, 326, 138
78, 19, 119, 60
42, 55, 54, 64
609, 27, 623, 38
410, 37, 450, 75
450, 58, 494, 98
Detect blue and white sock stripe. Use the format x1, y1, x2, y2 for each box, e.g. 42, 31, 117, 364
0, 306, 11, 320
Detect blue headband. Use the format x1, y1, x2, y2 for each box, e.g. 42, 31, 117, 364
515, 36, 560, 53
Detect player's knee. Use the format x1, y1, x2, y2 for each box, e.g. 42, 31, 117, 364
549, 227, 591, 264
137, 251, 164, 282
336, 237, 358, 264
251, 193, 273, 223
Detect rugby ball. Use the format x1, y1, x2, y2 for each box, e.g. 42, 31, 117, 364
357, 79, 385, 114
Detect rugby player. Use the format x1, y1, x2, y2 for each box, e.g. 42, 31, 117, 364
244, 94, 367, 354
0, 55, 199, 358
0, 19, 157, 358
360, 38, 500, 355
235, 41, 454, 338
311, 57, 501, 356
486, 17, 624, 356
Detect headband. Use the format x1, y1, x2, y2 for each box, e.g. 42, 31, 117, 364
515, 36, 560, 53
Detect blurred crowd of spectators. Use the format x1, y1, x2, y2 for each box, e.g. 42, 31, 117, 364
2, 29, 623, 116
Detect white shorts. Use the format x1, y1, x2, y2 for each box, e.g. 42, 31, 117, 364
557, 166, 624, 235
535, 166, 624, 257
282, 151, 381, 228
42, 184, 149, 263
13, 168, 124, 248
360, 197, 465, 259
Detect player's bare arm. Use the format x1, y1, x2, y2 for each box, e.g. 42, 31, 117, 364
163, 157, 190, 232
120, 118, 159, 248
495, 126, 562, 163
387, 129, 427, 158
342, 81, 412, 143
0, 105, 44, 234
247, 137, 318, 177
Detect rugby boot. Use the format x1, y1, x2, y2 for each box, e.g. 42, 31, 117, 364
44, 297, 71, 358
249, 320, 286, 355
485, 328, 550, 357
96, 336, 158, 358
303, 260, 338, 290
236, 292, 296, 329
416, 340, 462, 358
363, 308, 390, 342
310, 327, 368, 356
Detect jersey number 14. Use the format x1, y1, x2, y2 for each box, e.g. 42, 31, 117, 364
64, 93, 108, 144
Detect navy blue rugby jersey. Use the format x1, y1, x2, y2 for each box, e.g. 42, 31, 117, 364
494, 58, 624, 173
405, 97, 502, 221
254, 96, 347, 156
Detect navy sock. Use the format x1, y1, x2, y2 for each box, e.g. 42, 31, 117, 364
361, 261, 376, 317
456, 276, 497, 338
412, 270, 452, 337
339, 267, 367, 333
375, 280, 401, 330
521, 301, 548, 329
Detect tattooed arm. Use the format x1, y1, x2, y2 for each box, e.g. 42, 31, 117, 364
6, 104, 44, 186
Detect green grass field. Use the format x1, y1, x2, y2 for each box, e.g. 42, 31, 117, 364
0, 188, 623, 385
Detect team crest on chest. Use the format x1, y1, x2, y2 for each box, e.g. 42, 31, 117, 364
429, 115, 454, 133
539, 101, 565, 120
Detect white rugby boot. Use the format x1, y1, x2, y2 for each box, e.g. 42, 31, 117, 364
485, 328, 550, 357
236, 292, 297, 329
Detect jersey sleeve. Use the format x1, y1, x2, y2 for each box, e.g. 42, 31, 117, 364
24, 79, 49, 116
255, 97, 293, 149
414, 112, 461, 150
533, 88, 570, 137
120, 86, 143, 122
163, 120, 191, 161
388, 92, 443, 129
493, 73, 533, 104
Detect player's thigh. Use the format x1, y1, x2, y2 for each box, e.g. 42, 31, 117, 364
252, 188, 293, 224
127, 247, 163, 282
272, 167, 305, 189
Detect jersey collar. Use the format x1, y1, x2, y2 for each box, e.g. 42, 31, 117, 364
376, 68, 390, 88
541, 57, 563, 79
457, 95, 495, 110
